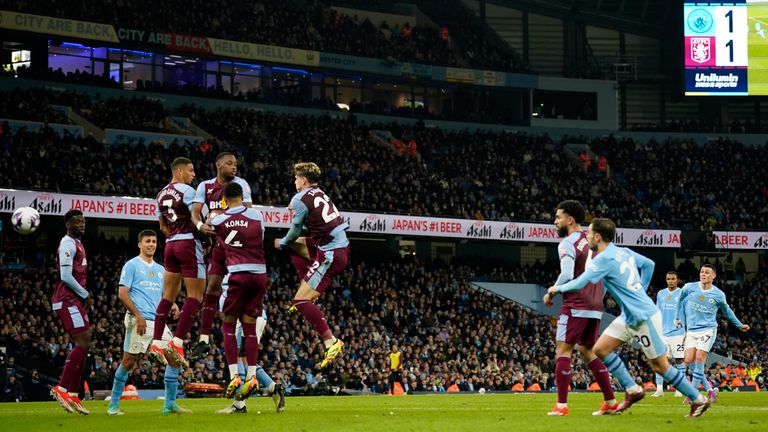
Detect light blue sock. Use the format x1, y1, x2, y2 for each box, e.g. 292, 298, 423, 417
663, 365, 700, 400
699, 363, 712, 391
164, 366, 180, 408
676, 362, 687, 375
109, 364, 130, 408
256, 365, 275, 389
691, 362, 704, 392
655, 373, 664, 390
602, 353, 636, 390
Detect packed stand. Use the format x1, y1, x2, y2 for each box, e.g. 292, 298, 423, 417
0, 88, 69, 124
182, 106, 656, 227
588, 135, 768, 230
0, 124, 217, 194
1, 0, 527, 72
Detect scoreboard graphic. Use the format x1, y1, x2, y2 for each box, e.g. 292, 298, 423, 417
685, 0, 768, 95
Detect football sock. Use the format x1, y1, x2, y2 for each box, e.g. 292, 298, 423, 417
587, 357, 616, 403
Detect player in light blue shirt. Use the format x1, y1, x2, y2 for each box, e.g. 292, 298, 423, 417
547, 218, 711, 417
108, 230, 188, 416
652, 271, 688, 397
674, 264, 750, 403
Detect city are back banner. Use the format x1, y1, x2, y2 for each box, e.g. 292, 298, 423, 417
0, 189, 689, 248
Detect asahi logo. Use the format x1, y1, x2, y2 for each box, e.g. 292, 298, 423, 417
636, 230, 663, 246
613, 231, 625, 245
499, 223, 524, 240
466, 221, 492, 238
0, 192, 16, 212
31, 193, 62, 214
753, 233, 768, 249
358, 215, 386, 232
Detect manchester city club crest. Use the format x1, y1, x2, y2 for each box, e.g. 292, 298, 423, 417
690, 38, 711, 64
687, 9, 713, 34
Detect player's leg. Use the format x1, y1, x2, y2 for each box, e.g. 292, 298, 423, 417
669, 335, 687, 397
222, 313, 241, 398
642, 312, 709, 417
653, 336, 674, 397
151, 242, 183, 363
161, 324, 191, 414
196, 243, 226, 356
66, 329, 92, 415
547, 313, 575, 415
165, 239, 206, 368
51, 302, 91, 415
695, 347, 717, 401
108, 352, 137, 415
292, 246, 349, 368
594, 316, 645, 414
220, 273, 245, 398
253, 313, 285, 412
576, 317, 617, 414
236, 274, 268, 401
109, 313, 142, 415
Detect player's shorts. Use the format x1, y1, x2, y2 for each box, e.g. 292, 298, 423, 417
603, 310, 666, 359
123, 312, 173, 355
52, 300, 91, 335
207, 242, 227, 277
684, 328, 717, 352
663, 334, 686, 359
555, 310, 601, 347
220, 272, 268, 318
303, 245, 350, 294
164, 239, 205, 279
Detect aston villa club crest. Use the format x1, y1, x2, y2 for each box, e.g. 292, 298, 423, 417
690, 38, 711, 64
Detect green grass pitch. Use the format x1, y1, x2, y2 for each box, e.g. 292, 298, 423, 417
1, 392, 766, 432
748, 7, 768, 94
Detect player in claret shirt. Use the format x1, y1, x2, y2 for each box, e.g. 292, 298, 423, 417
543, 200, 616, 416
50, 209, 92, 415
208, 183, 268, 401
275, 162, 350, 369
151, 157, 205, 369
190, 152, 252, 360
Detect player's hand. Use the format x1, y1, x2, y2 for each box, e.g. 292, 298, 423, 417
740, 324, 750, 332
136, 315, 147, 336
543, 292, 554, 307
84, 296, 94, 311
675, 320, 683, 329
274, 238, 285, 250
546, 286, 559, 299
170, 303, 180, 319
200, 223, 215, 236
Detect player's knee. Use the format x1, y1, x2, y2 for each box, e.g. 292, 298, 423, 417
593, 346, 608, 358
122, 356, 136, 370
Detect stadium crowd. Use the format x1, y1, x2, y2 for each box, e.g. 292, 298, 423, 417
588, 136, 768, 230
1, 86, 766, 230
1, 243, 765, 401
2, 0, 524, 72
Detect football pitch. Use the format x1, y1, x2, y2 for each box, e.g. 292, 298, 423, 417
2, 392, 767, 432
748, 6, 768, 94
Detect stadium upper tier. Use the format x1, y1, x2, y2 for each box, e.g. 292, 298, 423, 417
0, 85, 765, 230
1, 0, 527, 73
